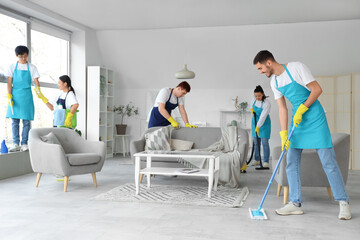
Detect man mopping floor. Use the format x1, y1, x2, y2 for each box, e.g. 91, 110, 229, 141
251, 50, 351, 220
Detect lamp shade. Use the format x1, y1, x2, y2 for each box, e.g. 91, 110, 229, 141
175, 64, 195, 79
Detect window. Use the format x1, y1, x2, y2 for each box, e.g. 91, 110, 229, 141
31, 30, 69, 84
0, 13, 27, 146
0, 10, 70, 146
31, 29, 70, 130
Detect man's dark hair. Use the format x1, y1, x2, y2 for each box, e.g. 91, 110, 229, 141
15, 45, 29, 56
253, 50, 275, 65
177, 81, 191, 93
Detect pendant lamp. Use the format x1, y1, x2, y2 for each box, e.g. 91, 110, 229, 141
175, 64, 195, 79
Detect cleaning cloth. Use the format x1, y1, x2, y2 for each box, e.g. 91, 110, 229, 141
54, 109, 66, 127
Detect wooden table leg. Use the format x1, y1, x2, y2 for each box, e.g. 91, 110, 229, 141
283, 186, 289, 204
64, 176, 69, 192
92, 172, 97, 187
326, 186, 333, 200
277, 184, 282, 197
35, 173, 42, 187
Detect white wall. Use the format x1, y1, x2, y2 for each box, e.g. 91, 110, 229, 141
71, 28, 103, 137
96, 19, 360, 153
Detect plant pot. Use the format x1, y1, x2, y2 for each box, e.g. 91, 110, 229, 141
116, 124, 127, 135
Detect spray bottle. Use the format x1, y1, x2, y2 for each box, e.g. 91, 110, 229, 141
1, 140, 8, 154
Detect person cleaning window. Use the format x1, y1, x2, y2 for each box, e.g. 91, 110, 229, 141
40, 75, 79, 129
6, 45, 45, 152
148, 81, 197, 129
253, 50, 351, 220
248, 85, 271, 168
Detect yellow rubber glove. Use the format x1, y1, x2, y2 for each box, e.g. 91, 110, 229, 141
65, 112, 74, 128
255, 126, 260, 136
167, 116, 179, 128
293, 104, 309, 127
7, 93, 13, 106
280, 130, 291, 151
34, 86, 48, 104
250, 108, 255, 114
185, 123, 198, 128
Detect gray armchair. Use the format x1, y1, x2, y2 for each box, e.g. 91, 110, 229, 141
272, 133, 350, 204
29, 128, 106, 192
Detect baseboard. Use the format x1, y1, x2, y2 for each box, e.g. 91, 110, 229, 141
0, 151, 33, 180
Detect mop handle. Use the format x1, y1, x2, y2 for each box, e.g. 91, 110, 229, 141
257, 125, 296, 210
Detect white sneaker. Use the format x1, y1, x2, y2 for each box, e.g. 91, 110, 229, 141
339, 201, 351, 220
275, 202, 304, 215
20, 144, 29, 152
9, 144, 21, 152
249, 161, 260, 166
263, 162, 269, 168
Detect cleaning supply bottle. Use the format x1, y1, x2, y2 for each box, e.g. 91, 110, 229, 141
1, 140, 8, 154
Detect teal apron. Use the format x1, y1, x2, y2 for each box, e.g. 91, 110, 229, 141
251, 100, 271, 139
53, 92, 78, 129
6, 62, 35, 120
148, 89, 178, 128
275, 64, 332, 149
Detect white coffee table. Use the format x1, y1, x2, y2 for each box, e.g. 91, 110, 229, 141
134, 151, 221, 198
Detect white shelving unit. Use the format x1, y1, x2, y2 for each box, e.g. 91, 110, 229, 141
87, 66, 115, 158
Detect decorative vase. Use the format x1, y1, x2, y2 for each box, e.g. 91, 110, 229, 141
116, 124, 127, 135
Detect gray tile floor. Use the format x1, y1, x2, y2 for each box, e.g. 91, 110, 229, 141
0, 156, 359, 240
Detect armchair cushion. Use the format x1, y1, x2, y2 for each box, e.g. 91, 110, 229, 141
145, 126, 172, 151
66, 153, 101, 166
40, 132, 62, 145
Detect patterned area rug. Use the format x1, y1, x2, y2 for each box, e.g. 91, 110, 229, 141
93, 184, 249, 208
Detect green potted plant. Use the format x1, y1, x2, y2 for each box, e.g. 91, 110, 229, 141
113, 102, 139, 135
237, 101, 248, 126
238, 101, 248, 113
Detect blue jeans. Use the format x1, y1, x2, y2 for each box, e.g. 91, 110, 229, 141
12, 118, 31, 145
254, 138, 270, 163
286, 147, 349, 203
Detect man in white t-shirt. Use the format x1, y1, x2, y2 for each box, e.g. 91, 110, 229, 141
6, 45, 48, 152
148, 81, 197, 128
253, 50, 351, 220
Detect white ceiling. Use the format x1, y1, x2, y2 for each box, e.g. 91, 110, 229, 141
27, 0, 360, 30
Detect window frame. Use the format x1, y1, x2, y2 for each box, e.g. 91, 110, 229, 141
0, 7, 72, 144
0, 7, 71, 86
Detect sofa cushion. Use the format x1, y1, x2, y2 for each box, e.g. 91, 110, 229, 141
170, 139, 194, 151
40, 132, 62, 145
171, 127, 222, 149
66, 153, 101, 166
145, 126, 171, 151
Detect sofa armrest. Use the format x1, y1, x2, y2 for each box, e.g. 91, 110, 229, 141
237, 127, 249, 166
74, 139, 106, 161
130, 139, 145, 164
332, 133, 350, 184
238, 142, 248, 167
271, 145, 288, 186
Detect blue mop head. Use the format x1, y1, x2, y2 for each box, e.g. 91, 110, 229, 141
249, 208, 268, 220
